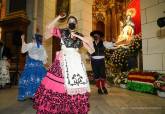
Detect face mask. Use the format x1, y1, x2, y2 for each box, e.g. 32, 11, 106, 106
93, 36, 98, 40
93, 34, 100, 40
69, 23, 76, 30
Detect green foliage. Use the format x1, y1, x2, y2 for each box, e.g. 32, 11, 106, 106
105, 36, 142, 70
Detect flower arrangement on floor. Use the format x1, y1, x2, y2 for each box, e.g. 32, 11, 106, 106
108, 72, 128, 87
154, 74, 165, 97
105, 34, 142, 87
105, 34, 142, 71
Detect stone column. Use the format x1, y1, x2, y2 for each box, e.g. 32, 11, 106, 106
33, 0, 38, 33
111, 7, 117, 40
42, 0, 56, 64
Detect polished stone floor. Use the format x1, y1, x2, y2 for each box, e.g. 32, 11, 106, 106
0, 85, 165, 114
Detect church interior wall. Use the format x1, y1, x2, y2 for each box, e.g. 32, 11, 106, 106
141, 0, 165, 73
26, 0, 34, 42
70, 0, 93, 71
42, 0, 56, 64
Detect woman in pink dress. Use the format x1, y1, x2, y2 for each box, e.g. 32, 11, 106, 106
33, 14, 95, 114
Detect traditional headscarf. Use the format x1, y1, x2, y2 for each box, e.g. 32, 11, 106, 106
34, 33, 43, 48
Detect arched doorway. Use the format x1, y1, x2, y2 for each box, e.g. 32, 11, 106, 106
96, 21, 105, 39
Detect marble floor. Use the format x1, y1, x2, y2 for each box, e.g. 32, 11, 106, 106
0, 85, 165, 114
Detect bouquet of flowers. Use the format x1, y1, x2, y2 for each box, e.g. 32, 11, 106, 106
154, 75, 165, 91
118, 72, 128, 84
128, 34, 142, 54
112, 72, 128, 86
154, 74, 165, 97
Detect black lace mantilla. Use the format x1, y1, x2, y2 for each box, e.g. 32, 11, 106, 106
60, 28, 83, 48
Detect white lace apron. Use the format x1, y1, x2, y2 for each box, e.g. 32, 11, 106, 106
60, 40, 90, 95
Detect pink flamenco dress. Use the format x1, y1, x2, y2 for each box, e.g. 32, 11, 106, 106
33, 27, 91, 114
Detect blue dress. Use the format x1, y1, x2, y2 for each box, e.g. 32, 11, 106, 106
17, 41, 47, 101
17, 56, 47, 100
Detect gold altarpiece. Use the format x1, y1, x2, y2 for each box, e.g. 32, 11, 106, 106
92, 0, 131, 42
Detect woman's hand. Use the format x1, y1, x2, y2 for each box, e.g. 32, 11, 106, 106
21, 34, 25, 39
71, 32, 81, 39
59, 12, 66, 19
71, 32, 95, 54
71, 32, 90, 44
21, 34, 25, 43
71, 32, 77, 40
